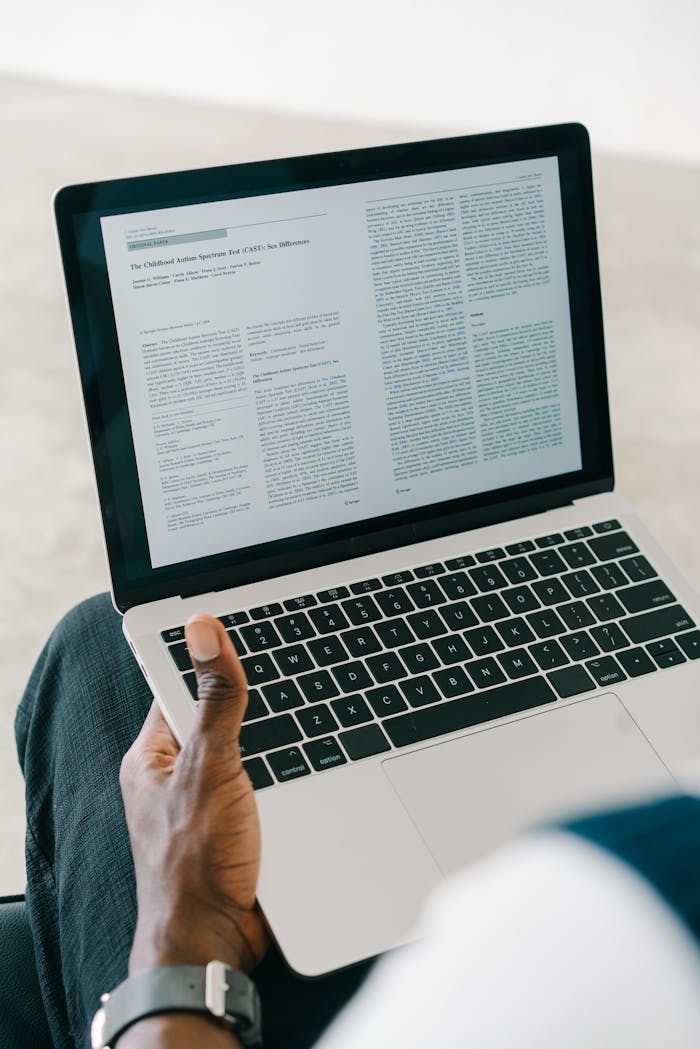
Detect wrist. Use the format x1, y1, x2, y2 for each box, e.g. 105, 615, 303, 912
130, 903, 259, 975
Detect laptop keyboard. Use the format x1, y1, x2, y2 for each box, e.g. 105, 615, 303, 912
160, 520, 699, 790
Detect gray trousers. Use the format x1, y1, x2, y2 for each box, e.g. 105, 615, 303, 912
15, 594, 373, 1049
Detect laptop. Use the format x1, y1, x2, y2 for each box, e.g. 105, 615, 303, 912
55, 123, 700, 977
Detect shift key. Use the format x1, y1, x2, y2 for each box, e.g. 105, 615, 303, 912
239, 714, 302, 758
621, 605, 695, 645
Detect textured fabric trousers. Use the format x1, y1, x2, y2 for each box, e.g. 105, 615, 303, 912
15, 593, 373, 1049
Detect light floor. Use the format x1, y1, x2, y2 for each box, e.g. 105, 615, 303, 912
0, 75, 698, 894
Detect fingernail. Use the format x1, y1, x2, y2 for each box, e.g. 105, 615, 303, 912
185, 619, 221, 662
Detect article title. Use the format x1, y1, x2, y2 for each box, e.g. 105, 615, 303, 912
129, 240, 310, 271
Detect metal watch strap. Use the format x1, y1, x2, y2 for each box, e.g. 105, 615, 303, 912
93, 961, 262, 1048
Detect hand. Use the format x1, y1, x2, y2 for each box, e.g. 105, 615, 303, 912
119, 614, 270, 975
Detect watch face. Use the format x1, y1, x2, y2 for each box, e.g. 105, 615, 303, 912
90, 1007, 107, 1049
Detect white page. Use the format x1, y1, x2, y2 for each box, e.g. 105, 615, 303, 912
100, 156, 581, 569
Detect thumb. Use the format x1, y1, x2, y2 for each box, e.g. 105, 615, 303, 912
184, 614, 249, 744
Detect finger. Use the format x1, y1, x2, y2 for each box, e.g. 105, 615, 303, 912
120, 700, 179, 791
185, 614, 249, 742
135, 699, 180, 757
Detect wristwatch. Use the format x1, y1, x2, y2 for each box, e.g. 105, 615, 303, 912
90, 960, 262, 1048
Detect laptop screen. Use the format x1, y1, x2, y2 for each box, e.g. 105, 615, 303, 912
57, 125, 611, 609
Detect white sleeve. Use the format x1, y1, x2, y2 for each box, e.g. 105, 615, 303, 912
315, 832, 700, 1049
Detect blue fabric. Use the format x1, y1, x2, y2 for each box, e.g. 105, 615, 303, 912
567, 796, 700, 946
15, 593, 373, 1049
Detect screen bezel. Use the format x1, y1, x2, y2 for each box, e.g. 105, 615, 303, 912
55, 122, 613, 613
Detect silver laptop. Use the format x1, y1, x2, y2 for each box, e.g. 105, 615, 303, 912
55, 123, 700, 977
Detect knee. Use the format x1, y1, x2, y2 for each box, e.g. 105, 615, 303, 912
49, 592, 125, 667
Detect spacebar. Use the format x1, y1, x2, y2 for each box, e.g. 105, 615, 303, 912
383, 677, 557, 749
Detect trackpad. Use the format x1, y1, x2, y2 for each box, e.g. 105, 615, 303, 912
382, 693, 676, 875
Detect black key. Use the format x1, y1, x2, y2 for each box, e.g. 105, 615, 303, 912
505, 540, 535, 555
376, 588, 415, 617
250, 603, 283, 619
561, 631, 599, 661
590, 623, 629, 653
161, 626, 185, 644
589, 531, 638, 561
646, 638, 677, 656
617, 647, 657, 677
400, 642, 440, 674
366, 652, 407, 684
464, 625, 504, 655
406, 580, 445, 609
472, 594, 509, 622
296, 703, 339, 737
283, 594, 317, 611
310, 604, 351, 633
593, 519, 621, 533
440, 601, 479, 631
621, 605, 695, 644
262, 680, 306, 713
433, 666, 473, 698
331, 695, 374, 727
414, 562, 445, 578
502, 586, 540, 614
308, 635, 349, 667
341, 626, 382, 657
366, 685, 408, 718
530, 640, 569, 670
496, 617, 535, 646
562, 570, 600, 598
240, 621, 282, 652
239, 714, 302, 758
438, 572, 477, 601
564, 526, 593, 540
399, 675, 441, 707
468, 657, 507, 689
532, 579, 569, 606
501, 557, 537, 584
273, 644, 314, 676
382, 570, 415, 586
559, 542, 596, 569
619, 555, 657, 583
226, 629, 247, 657
617, 580, 675, 614
587, 594, 625, 622
317, 586, 350, 602
339, 724, 390, 760
677, 630, 700, 660
304, 736, 347, 772
526, 610, 566, 638
375, 618, 415, 649
445, 554, 476, 570
350, 577, 382, 594
183, 671, 198, 699
651, 646, 686, 669
530, 550, 567, 576
297, 669, 339, 702
548, 665, 596, 698
558, 601, 596, 630
341, 596, 382, 625
432, 634, 472, 665
536, 532, 564, 548
243, 688, 268, 722
384, 677, 556, 748
476, 547, 505, 563
469, 565, 508, 592
497, 648, 538, 680
275, 612, 315, 643
591, 564, 629, 590
240, 654, 279, 686
586, 656, 627, 686
169, 642, 192, 671
243, 758, 273, 791
219, 611, 249, 628
267, 746, 310, 783
332, 661, 373, 693
407, 610, 448, 639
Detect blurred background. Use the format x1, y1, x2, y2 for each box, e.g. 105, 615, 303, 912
1, 0, 698, 892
